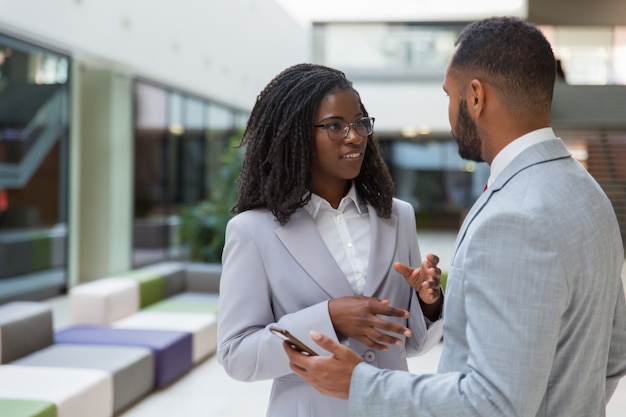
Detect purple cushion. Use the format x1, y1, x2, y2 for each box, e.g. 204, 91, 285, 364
55, 325, 192, 388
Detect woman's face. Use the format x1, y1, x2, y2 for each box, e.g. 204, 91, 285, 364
311, 89, 367, 198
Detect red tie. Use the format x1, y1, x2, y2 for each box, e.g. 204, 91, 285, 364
483, 184, 488, 192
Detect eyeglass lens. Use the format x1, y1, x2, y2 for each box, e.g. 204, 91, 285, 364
327, 118, 374, 140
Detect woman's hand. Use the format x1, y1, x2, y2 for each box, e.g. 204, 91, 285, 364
328, 296, 412, 350
395, 253, 442, 304
394, 253, 443, 321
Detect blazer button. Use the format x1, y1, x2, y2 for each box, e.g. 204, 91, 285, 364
363, 350, 376, 363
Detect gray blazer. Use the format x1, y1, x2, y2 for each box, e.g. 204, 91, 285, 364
350, 138, 626, 416
217, 198, 441, 417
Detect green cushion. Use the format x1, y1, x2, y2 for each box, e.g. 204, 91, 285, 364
124, 270, 164, 308
31, 233, 52, 271
145, 298, 218, 315
440, 270, 448, 292
0, 399, 57, 417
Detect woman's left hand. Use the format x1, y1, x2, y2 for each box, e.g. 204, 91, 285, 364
394, 253, 442, 304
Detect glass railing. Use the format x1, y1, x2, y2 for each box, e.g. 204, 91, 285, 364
313, 23, 463, 79
0, 33, 69, 304
314, 22, 626, 85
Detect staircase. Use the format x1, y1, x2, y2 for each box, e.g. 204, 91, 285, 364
586, 133, 626, 245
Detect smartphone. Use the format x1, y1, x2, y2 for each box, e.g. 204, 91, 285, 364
270, 326, 318, 356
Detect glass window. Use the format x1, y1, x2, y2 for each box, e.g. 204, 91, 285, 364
541, 25, 626, 85
186, 98, 204, 130
207, 103, 234, 131
314, 23, 463, 78
385, 139, 488, 228
317, 23, 626, 85
136, 82, 167, 130
613, 27, 626, 84
205, 103, 236, 199
180, 98, 206, 204
133, 81, 170, 266
555, 27, 613, 85
0, 33, 70, 304
132, 81, 246, 267
234, 111, 249, 131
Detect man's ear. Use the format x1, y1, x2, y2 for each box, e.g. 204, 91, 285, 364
467, 79, 485, 117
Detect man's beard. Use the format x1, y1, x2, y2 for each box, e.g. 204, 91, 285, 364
452, 99, 483, 162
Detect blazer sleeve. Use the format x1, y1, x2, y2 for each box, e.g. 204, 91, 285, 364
217, 215, 338, 382
399, 200, 443, 356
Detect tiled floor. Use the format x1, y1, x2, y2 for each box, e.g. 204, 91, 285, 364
42, 231, 626, 417
112, 342, 626, 417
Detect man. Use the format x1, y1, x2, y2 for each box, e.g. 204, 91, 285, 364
285, 16, 626, 416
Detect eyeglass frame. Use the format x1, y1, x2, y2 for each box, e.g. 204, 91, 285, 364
314, 116, 375, 141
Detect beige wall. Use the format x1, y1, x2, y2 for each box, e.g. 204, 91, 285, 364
76, 67, 133, 282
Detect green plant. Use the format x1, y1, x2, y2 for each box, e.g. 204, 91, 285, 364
179, 131, 244, 262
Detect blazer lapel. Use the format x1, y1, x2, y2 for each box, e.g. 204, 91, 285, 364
452, 189, 491, 260
274, 209, 354, 298
363, 208, 397, 295
452, 138, 571, 260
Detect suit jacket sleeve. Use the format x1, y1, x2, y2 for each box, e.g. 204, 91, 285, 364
349, 210, 572, 416
217, 214, 339, 382
400, 200, 443, 356
606, 276, 626, 401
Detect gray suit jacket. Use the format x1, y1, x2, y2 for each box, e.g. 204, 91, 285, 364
217, 198, 441, 417
350, 138, 626, 416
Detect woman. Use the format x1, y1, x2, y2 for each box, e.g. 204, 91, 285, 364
217, 63, 442, 417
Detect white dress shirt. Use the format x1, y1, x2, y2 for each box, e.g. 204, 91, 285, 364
487, 127, 556, 188
304, 184, 370, 295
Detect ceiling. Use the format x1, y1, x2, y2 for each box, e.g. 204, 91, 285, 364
528, 0, 626, 26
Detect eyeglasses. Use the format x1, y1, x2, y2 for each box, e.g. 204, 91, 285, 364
314, 117, 375, 141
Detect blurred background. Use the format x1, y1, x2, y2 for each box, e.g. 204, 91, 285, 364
0, 0, 625, 303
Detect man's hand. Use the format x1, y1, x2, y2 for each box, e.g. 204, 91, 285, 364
285, 330, 364, 400
329, 296, 411, 350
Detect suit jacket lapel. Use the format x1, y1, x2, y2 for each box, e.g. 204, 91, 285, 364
274, 209, 354, 298
453, 189, 491, 259
363, 207, 397, 295
452, 138, 571, 261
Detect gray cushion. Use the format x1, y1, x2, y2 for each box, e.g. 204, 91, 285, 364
184, 263, 221, 293
0, 301, 53, 363
13, 343, 154, 413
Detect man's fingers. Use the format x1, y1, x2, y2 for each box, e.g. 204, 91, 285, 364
310, 330, 345, 355
284, 334, 357, 400
284, 341, 314, 371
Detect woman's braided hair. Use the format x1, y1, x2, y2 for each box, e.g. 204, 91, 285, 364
232, 63, 394, 225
